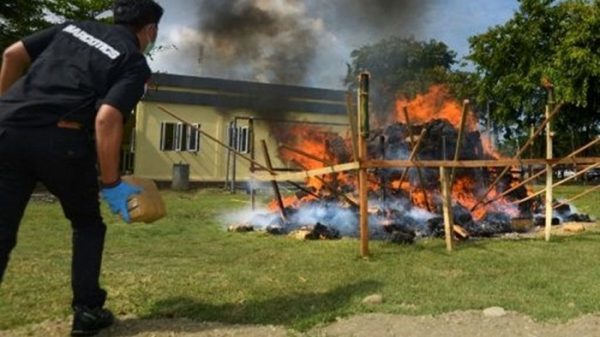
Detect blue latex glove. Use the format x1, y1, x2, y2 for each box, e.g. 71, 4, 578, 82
100, 181, 142, 223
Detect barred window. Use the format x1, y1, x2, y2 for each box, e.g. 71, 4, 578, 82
227, 123, 250, 154
160, 122, 200, 152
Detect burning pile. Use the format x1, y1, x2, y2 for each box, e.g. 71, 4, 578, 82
228, 86, 592, 242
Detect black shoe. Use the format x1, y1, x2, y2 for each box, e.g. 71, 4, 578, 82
71, 306, 114, 336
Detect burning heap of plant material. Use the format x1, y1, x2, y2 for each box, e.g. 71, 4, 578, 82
228, 85, 592, 243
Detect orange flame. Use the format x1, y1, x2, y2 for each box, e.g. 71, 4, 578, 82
264, 84, 527, 226
395, 85, 477, 131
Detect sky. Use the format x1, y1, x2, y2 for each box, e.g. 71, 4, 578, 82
148, 0, 519, 89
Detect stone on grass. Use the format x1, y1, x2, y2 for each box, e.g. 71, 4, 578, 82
362, 294, 383, 305
483, 306, 506, 317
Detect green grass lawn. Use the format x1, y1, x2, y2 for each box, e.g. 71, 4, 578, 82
0, 185, 599, 331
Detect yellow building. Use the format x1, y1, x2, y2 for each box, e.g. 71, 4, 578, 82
130, 73, 349, 185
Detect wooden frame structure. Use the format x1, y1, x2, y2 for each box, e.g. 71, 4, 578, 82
158, 75, 600, 257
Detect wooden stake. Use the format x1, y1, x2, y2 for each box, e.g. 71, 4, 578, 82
545, 92, 554, 242
358, 72, 370, 258
249, 118, 256, 210
398, 128, 427, 183
450, 100, 470, 185
402, 106, 432, 212
346, 91, 359, 161
440, 166, 454, 252
261, 140, 287, 220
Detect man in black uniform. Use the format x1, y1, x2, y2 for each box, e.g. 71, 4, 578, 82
0, 0, 163, 335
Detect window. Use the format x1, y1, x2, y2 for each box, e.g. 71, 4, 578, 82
187, 124, 200, 152
227, 123, 250, 154
160, 122, 176, 151
160, 121, 200, 152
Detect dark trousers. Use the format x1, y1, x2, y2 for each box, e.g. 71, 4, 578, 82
0, 126, 107, 309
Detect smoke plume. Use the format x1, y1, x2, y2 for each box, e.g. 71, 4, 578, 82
195, 0, 318, 84
154, 0, 430, 87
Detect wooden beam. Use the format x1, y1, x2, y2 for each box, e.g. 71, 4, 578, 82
513, 162, 600, 205
261, 140, 287, 220
402, 107, 432, 212
440, 166, 454, 252
484, 170, 545, 206
553, 184, 600, 209
483, 137, 600, 206
280, 144, 333, 165
363, 157, 600, 169
449, 100, 470, 185
346, 91, 359, 161
545, 89, 555, 241
253, 158, 600, 182
287, 181, 321, 199
398, 128, 427, 183
358, 72, 370, 258
470, 103, 563, 212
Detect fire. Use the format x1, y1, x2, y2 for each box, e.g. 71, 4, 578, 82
395, 85, 477, 131
259, 84, 540, 238
481, 133, 501, 159
452, 176, 487, 220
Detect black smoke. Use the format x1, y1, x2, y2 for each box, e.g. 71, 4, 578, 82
192, 0, 430, 86
197, 0, 317, 84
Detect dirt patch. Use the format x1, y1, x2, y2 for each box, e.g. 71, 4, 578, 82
4, 311, 600, 337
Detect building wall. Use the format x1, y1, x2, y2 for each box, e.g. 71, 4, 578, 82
133, 74, 349, 183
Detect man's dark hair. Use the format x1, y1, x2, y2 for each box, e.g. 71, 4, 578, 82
113, 0, 164, 30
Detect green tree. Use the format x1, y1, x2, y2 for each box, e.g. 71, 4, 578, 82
0, 0, 49, 51
345, 37, 457, 118
0, 0, 112, 52
467, 0, 600, 156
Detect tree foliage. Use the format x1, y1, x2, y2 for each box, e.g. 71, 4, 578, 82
0, 0, 49, 51
0, 0, 112, 52
345, 37, 457, 117
467, 0, 600, 156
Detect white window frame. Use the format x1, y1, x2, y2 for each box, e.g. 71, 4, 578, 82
227, 122, 250, 154
160, 121, 177, 151
186, 124, 200, 153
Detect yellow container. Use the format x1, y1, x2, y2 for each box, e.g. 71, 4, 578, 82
122, 175, 167, 224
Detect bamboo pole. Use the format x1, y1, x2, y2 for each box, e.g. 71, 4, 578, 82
379, 135, 387, 203
544, 87, 555, 241
450, 100, 470, 185
252, 158, 600, 182
287, 181, 321, 199
231, 117, 238, 193
440, 166, 454, 251
470, 103, 564, 212
249, 118, 256, 210
485, 170, 545, 205
365, 157, 600, 169
278, 144, 358, 206
346, 91, 359, 161
484, 137, 600, 205
513, 162, 600, 205
358, 72, 370, 258
402, 106, 432, 212
398, 129, 427, 183
280, 144, 333, 166
553, 184, 600, 209
261, 140, 287, 220
158, 105, 276, 174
